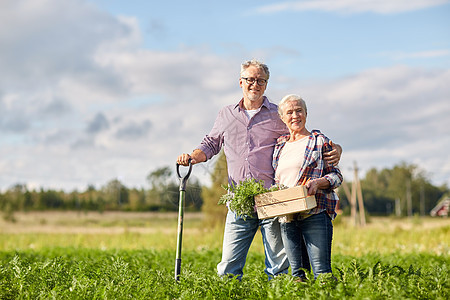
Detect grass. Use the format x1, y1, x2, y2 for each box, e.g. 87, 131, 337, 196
1, 249, 448, 299
0, 211, 449, 299
1, 212, 448, 255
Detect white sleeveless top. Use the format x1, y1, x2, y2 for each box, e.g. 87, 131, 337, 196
275, 136, 309, 187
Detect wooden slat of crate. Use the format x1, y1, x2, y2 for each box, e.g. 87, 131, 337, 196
254, 185, 317, 219
255, 186, 308, 206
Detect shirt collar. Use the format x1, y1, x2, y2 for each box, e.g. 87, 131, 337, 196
234, 96, 269, 111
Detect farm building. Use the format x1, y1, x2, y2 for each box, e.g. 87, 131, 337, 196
430, 198, 449, 217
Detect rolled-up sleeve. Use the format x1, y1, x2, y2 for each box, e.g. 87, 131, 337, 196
197, 108, 225, 160
322, 139, 343, 189
324, 168, 343, 189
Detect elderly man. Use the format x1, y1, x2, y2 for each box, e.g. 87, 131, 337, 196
177, 59, 341, 280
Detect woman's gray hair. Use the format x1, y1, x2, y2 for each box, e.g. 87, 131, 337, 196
278, 94, 307, 116
240, 59, 270, 79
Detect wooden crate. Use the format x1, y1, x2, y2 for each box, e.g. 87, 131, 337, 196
254, 185, 317, 219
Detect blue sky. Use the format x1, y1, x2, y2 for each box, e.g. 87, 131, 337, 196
1, 0, 449, 191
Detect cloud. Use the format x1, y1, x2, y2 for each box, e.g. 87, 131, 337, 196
377, 49, 450, 60
0, 0, 242, 191
254, 0, 450, 15
115, 120, 152, 140
146, 19, 167, 40
1, 0, 448, 192
0, 0, 128, 89
95, 48, 237, 99
285, 65, 450, 185
0, 116, 30, 133
87, 113, 110, 134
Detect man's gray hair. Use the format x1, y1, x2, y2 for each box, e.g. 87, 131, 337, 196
278, 94, 307, 116
240, 59, 270, 79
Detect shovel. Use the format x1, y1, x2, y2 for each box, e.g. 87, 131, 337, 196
175, 160, 192, 281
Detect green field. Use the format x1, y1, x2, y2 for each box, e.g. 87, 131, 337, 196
1, 212, 449, 299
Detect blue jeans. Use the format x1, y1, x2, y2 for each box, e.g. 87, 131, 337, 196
217, 210, 289, 280
280, 211, 333, 279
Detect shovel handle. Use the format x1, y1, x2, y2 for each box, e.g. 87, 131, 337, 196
176, 160, 192, 191
175, 160, 191, 282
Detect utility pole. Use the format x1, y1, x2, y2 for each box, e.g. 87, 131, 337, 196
354, 161, 366, 226
356, 173, 366, 226
350, 161, 366, 226
351, 166, 358, 226
341, 181, 352, 204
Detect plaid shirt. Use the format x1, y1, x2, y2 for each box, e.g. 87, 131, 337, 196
272, 130, 343, 219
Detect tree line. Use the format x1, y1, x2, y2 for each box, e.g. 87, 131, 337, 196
0, 166, 203, 221
1, 153, 448, 222
337, 162, 448, 216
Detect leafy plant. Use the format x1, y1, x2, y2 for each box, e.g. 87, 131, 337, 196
218, 179, 279, 219
0, 249, 448, 299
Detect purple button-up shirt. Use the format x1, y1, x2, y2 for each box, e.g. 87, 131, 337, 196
197, 96, 288, 188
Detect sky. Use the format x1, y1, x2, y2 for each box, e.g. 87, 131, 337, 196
1, 0, 449, 192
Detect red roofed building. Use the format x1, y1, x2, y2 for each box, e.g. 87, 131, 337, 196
430, 198, 449, 217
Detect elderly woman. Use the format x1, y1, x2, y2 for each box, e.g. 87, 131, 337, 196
273, 94, 343, 281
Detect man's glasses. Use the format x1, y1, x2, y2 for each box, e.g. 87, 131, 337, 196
241, 77, 267, 86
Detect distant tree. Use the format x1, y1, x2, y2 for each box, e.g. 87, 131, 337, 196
24, 189, 33, 210
201, 151, 228, 227
147, 167, 172, 191
183, 178, 203, 211
146, 165, 203, 211
159, 181, 180, 211
39, 188, 64, 209
355, 162, 447, 216
0, 184, 27, 221
127, 188, 147, 211
103, 179, 129, 209
147, 166, 173, 208
0, 193, 15, 222
358, 168, 396, 215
